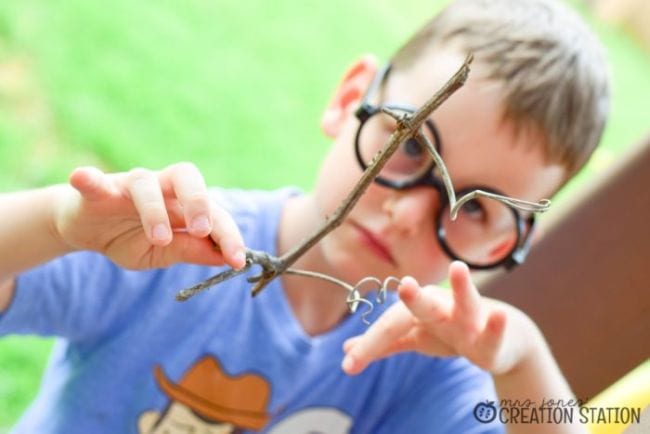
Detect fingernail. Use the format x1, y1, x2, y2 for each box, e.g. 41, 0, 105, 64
192, 215, 210, 233
152, 224, 169, 241
234, 249, 246, 268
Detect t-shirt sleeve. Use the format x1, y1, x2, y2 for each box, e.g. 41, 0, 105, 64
374, 357, 505, 434
0, 251, 163, 343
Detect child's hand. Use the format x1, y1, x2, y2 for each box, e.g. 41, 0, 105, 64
342, 261, 535, 377
53, 164, 246, 270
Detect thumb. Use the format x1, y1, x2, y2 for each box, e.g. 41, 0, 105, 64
69, 167, 115, 201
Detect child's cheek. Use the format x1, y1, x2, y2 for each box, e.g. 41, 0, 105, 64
314, 139, 362, 217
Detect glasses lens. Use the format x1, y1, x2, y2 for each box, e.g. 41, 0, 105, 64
439, 196, 519, 267
358, 109, 437, 184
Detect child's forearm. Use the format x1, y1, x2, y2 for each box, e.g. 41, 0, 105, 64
493, 319, 588, 434
0, 186, 74, 281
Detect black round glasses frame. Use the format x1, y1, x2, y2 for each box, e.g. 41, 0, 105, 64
352, 64, 536, 270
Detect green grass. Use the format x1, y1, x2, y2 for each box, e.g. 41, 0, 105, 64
0, 0, 649, 429
0, 0, 449, 190
0, 337, 52, 427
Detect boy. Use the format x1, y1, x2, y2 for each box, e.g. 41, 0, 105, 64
0, 0, 609, 432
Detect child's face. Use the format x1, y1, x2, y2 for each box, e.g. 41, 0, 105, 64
313, 48, 565, 285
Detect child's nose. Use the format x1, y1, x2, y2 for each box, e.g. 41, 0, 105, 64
383, 188, 439, 237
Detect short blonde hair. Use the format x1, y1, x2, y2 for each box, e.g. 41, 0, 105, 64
391, 0, 610, 177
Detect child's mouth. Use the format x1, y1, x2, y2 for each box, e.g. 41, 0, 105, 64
348, 221, 396, 266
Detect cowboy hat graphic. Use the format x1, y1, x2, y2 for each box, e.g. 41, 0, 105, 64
153, 356, 271, 431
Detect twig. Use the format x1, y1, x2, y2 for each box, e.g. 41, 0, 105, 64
248, 53, 474, 296
176, 53, 474, 302
176, 52, 550, 305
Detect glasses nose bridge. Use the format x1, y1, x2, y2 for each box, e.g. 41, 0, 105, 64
410, 167, 449, 203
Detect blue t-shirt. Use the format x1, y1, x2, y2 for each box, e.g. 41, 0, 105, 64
0, 187, 503, 433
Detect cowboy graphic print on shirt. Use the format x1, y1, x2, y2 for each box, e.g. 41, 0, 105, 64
137, 355, 352, 434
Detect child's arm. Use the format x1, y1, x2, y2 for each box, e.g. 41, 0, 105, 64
0, 164, 246, 312
341, 262, 586, 434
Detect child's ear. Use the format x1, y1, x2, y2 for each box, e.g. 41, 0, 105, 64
321, 54, 379, 138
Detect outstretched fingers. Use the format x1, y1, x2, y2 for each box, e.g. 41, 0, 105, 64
448, 261, 509, 370
398, 276, 452, 325
342, 276, 453, 376
473, 308, 508, 372
479, 309, 507, 351
343, 264, 513, 376
449, 261, 483, 335
342, 302, 414, 375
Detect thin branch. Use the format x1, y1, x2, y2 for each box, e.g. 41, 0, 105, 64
279, 55, 474, 266
176, 264, 251, 301
176, 52, 475, 302
175, 51, 550, 308
175, 249, 278, 301
249, 52, 475, 296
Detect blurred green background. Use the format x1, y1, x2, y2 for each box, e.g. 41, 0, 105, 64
0, 0, 648, 429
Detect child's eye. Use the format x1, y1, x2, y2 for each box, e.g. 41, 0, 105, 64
384, 138, 430, 176
397, 138, 427, 165
460, 199, 487, 221
403, 138, 425, 158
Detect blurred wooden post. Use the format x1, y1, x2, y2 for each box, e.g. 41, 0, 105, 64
481, 135, 650, 400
